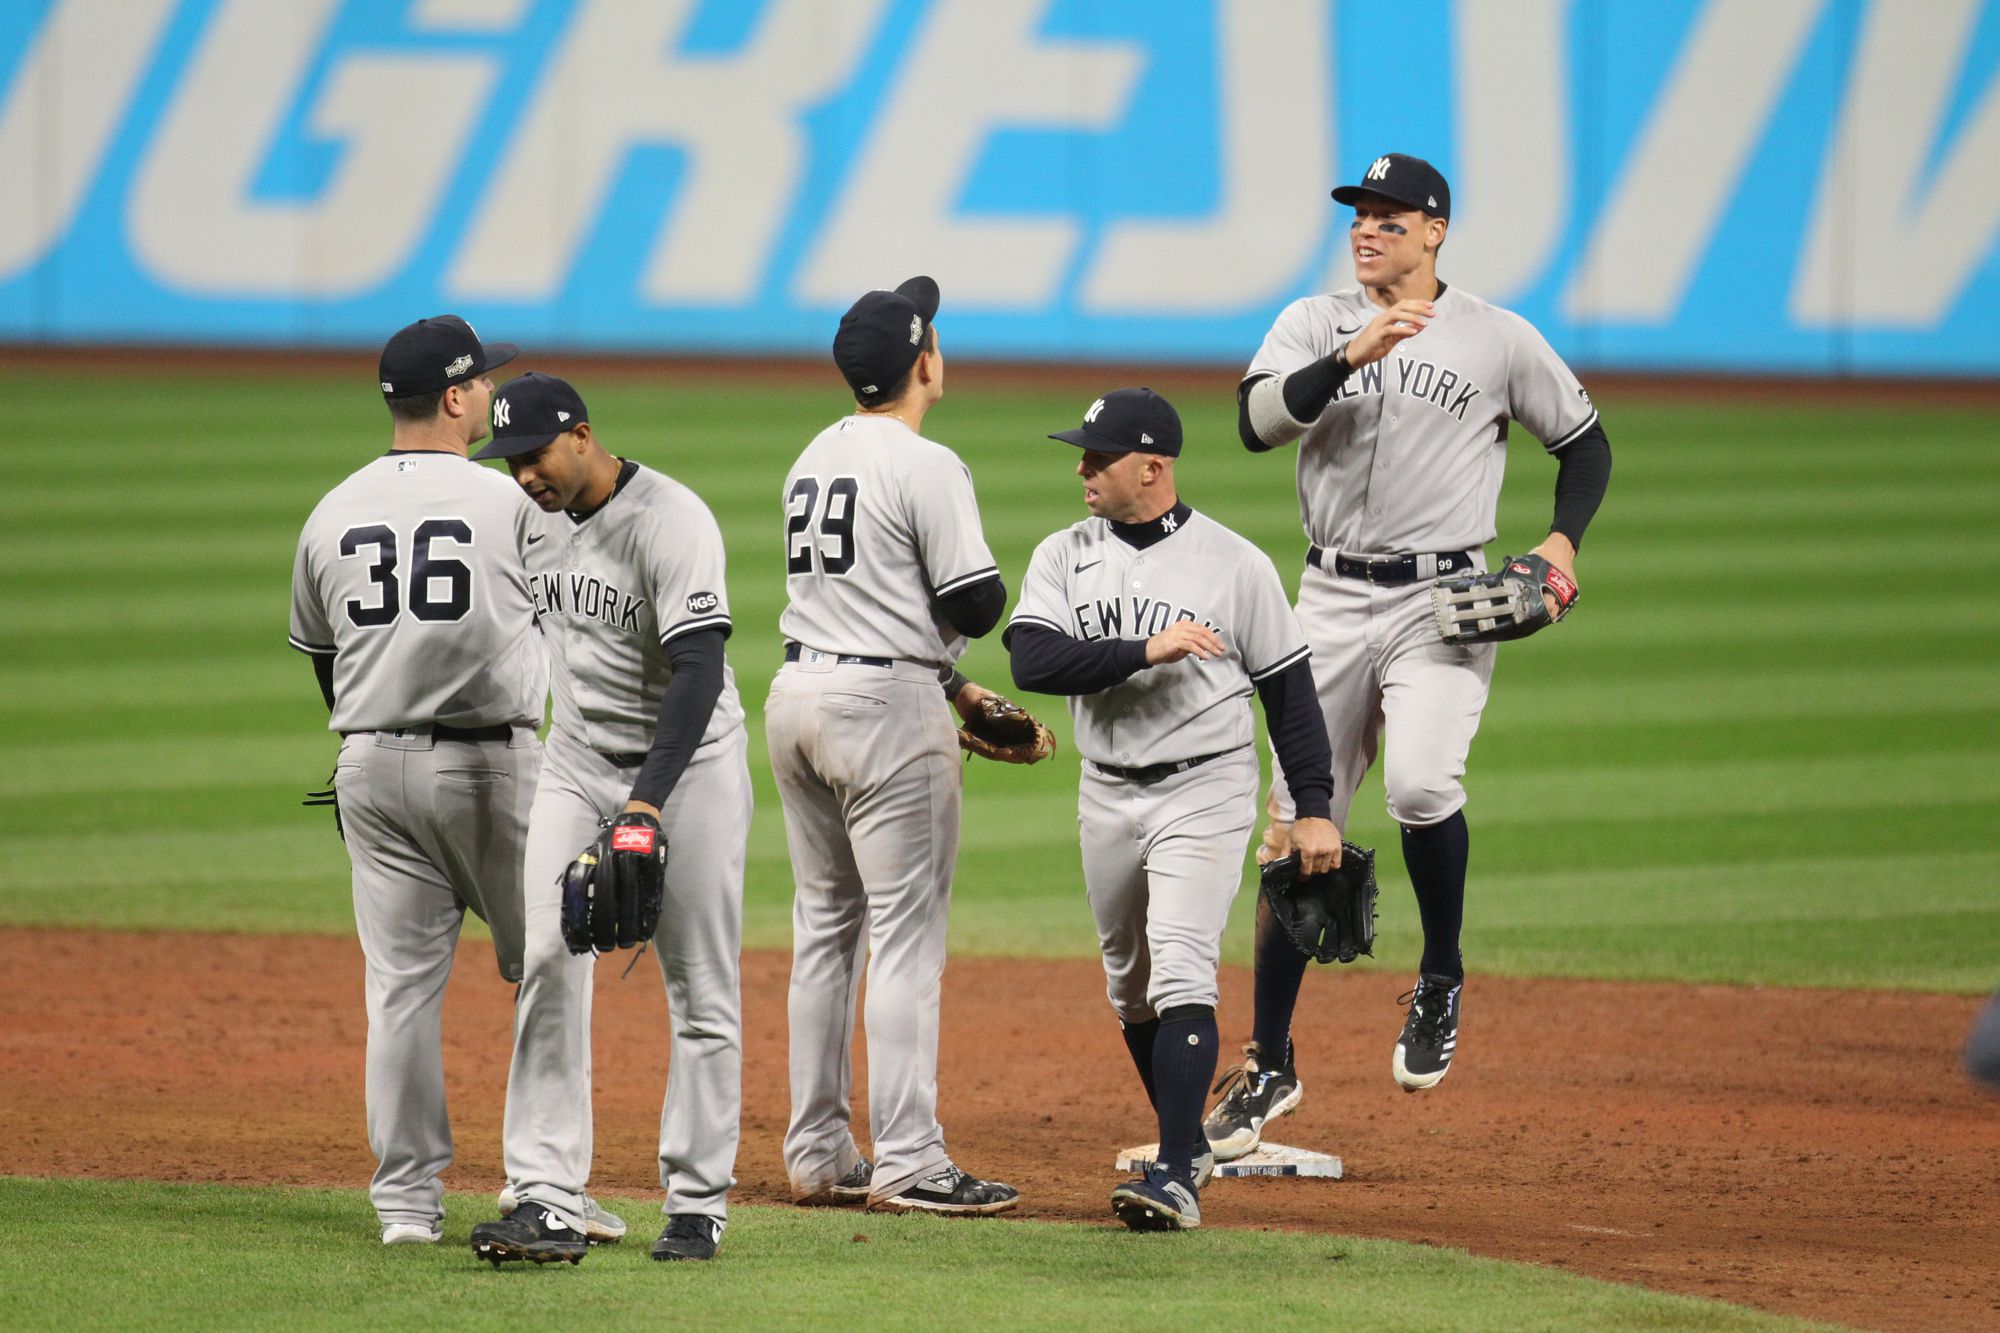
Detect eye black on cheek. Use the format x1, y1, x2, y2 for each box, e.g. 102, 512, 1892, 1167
1379, 222, 1407, 236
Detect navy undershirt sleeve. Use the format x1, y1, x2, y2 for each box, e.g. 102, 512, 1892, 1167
1004, 622, 1150, 696
312, 653, 336, 712
937, 574, 1007, 639
1255, 657, 1333, 822
1550, 424, 1612, 549
629, 628, 728, 808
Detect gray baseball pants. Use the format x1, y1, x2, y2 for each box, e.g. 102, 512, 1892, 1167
333, 723, 539, 1231
503, 725, 749, 1227
765, 655, 964, 1204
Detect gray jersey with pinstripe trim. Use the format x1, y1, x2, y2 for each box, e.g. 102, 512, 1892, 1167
777, 413, 997, 669
1010, 510, 1307, 768
289, 452, 545, 734
1248, 284, 1597, 553
519, 464, 744, 755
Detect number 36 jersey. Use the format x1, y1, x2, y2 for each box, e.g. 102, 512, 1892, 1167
289, 451, 546, 735
777, 414, 997, 670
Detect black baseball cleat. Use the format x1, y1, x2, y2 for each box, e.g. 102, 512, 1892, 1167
1393, 972, 1463, 1091
870, 1164, 1020, 1216
1111, 1168, 1200, 1232
1202, 1042, 1302, 1160
649, 1214, 722, 1262
469, 1201, 589, 1267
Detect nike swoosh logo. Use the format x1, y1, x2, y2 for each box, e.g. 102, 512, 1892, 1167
1337, 322, 1362, 335
1074, 560, 1102, 573
526, 534, 545, 545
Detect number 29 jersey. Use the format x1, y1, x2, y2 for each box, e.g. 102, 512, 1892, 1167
777, 413, 997, 670
289, 451, 546, 735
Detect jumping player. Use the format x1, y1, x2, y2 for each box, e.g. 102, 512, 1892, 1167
288, 316, 543, 1245
1206, 152, 1612, 1157
466, 373, 751, 1264
769, 277, 1021, 1216
1006, 388, 1339, 1231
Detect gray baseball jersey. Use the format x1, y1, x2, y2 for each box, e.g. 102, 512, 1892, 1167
289, 453, 545, 733
520, 465, 744, 753
503, 461, 750, 1231
287, 448, 544, 1237
770, 411, 997, 1204
778, 413, 997, 668
1010, 512, 1308, 770
1249, 284, 1598, 554
1253, 284, 1593, 829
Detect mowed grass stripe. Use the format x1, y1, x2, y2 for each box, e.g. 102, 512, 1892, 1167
0, 371, 1994, 996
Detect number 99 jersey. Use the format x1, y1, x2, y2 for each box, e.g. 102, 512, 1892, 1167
288, 451, 546, 734
777, 414, 997, 668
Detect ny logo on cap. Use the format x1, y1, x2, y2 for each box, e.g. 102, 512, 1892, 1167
493, 397, 511, 428
908, 314, 922, 346
445, 354, 474, 378
1366, 156, 1391, 181
1084, 397, 1106, 423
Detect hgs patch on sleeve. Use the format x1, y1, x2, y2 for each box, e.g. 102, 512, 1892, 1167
686, 591, 719, 614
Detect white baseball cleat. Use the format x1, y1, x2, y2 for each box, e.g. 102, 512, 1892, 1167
380, 1221, 442, 1245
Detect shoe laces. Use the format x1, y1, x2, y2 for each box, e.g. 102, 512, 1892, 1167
1399, 980, 1453, 1046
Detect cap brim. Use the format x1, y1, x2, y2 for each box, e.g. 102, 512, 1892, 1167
1331, 184, 1431, 213
480, 342, 520, 375
894, 276, 940, 322
471, 429, 563, 461
1048, 425, 1142, 453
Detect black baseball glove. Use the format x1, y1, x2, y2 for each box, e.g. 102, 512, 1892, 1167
1259, 843, 1377, 965
1430, 552, 1579, 644
559, 812, 667, 956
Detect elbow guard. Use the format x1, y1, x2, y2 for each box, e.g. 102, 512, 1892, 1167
1245, 374, 1312, 450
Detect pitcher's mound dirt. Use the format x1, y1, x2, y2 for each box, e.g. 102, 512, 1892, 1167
6, 929, 1993, 1331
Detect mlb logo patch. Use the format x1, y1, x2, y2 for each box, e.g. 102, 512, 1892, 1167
612, 826, 657, 854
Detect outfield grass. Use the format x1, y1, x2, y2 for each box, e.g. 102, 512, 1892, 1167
2, 370, 1995, 991
0, 1178, 1827, 1332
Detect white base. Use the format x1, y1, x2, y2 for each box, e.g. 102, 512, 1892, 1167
1117, 1142, 1342, 1179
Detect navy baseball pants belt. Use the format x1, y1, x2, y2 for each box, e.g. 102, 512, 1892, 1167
783, 642, 893, 668
1089, 746, 1247, 786
343, 722, 517, 743
1308, 546, 1474, 584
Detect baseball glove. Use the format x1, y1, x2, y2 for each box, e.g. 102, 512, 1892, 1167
957, 692, 1057, 765
559, 813, 667, 956
1259, 843, 1377, 965
1430, 553, 1578, 644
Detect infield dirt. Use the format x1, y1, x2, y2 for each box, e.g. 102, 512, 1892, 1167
9, 928, 1994, 1332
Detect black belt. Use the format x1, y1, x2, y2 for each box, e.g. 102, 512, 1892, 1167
1308, 546, 1473, 585
1089, 748, 1243, 785
784, 642, 892, 668
343, 722, 515, 743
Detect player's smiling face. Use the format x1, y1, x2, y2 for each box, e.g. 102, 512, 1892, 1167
1076, 448, 1149, 521
1349, 195, 1442, 286
506, 433, 587, 511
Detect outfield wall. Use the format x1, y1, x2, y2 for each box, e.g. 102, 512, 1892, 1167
1, 0, 1996, 374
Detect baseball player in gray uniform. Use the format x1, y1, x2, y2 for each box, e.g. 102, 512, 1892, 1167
1006, 388, 1340, 1231
1205, 152, 1613, 1157
466, 373, 751, 1265
769, 276, 1021, 1216
288, 316, 544, 1246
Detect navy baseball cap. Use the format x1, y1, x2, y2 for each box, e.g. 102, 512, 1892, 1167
1049, 388, 1182, 458
832, 275, 940, 399
378, 314, 517, 399
472, 372, 588, 460
1332, 153, 1451, 220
